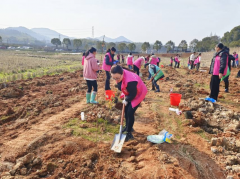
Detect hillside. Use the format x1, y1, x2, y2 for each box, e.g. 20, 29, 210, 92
7, 26, 48, 41
0, 29, 38, 44
31, 28, 69, 40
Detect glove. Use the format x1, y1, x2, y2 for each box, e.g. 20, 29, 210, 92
122, 99, 128, 106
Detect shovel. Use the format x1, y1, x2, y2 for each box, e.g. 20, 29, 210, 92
111, 103, 126, 153
146, 69, 161, 88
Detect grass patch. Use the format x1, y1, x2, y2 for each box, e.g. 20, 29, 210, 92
194, 129, 211, 141
194, 83, 209, 90
64, 118, 120, 142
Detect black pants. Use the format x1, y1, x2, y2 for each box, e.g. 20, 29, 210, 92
224, 76, 229, 91
86, 80, 97, 93
125, 102, 140, 133
170, 62, 173, 67
105, 71, 111, 90
122, 59, 124, 63
210, 75, 221, 101
177, 62, 180, 68
196, 63, 200, 71
133, 65, 139, 76
191, 61, 194, 69
232, 60, 235, 67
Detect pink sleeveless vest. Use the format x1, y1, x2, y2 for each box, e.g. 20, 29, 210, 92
121, 70, 147, 108
127, 56, 133, 65
133, 58, 143, 69
234, 54, 239, 61
150, 57, 157, 65
102, 52, 112, 71
213, 55, 228, 76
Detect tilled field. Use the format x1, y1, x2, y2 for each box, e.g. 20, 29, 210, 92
0, 65, 240, 179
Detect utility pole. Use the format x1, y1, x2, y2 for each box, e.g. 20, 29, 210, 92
92, 26, 94, 38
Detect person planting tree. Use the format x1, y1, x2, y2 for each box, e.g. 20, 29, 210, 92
83, 47, 101, 104
148, 64, 164, 92
110, 65, 147, 141
133, 56, 145, 76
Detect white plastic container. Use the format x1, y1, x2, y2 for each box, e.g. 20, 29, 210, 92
81, 112, 85, 120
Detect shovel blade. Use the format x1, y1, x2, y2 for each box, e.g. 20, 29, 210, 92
111, 134, 126, 153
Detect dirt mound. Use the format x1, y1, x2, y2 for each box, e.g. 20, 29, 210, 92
0, 87, 24, 98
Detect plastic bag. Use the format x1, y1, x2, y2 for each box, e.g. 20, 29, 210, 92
205, 97, 216, 103
147, 129, 173, 144
169, 108, 182, 115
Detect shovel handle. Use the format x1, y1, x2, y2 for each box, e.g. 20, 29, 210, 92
146, 69, 161, 87
120, 103, 125, 126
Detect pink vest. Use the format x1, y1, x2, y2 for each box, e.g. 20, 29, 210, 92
127, 56, 133, 65
102, 53, 112, 71
213, 55, 228, 76
82, 56, 85, 65
150, 57, 158, 65
121, 70, 147, 108
234, 54, 239, 61
194, 57, 199, 64
133, 58, 143, 69
175, 57, 179, 63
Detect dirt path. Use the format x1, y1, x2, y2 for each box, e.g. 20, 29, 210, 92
0, 100, 86, 162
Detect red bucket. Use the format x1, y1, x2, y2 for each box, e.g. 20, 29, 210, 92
105, 90, 115, 101
170, 93, 182, 106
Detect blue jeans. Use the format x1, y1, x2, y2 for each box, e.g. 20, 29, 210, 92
148, 71, 151, 79
128, 65, 132, 69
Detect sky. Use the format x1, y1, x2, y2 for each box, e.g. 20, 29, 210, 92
1, 0, 240, 44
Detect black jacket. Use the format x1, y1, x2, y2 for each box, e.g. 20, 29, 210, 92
228, 54, 235, 71
117, 81, 137, 102
105, 53, 114, 66
209, 49, 228, 75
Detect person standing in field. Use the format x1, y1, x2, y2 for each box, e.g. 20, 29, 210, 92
110, 65, 147, 141
82, 52, 85, 67
170, 57, 173, 67
102, 47, 116, 90
222, 47, 235, 93
117, 53, 120, 63
126, 52, 134, 69
174, 54, 179, 68
195, 53, 201, 71
83, 47, 101, 104
233, 52, 239, 67
209, 43, 228, 101
148, 64, 164, 92
177, 55, 181, 68
190, 52, 196, 69
121, 54, 124, 64
133, 56, 145, 76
